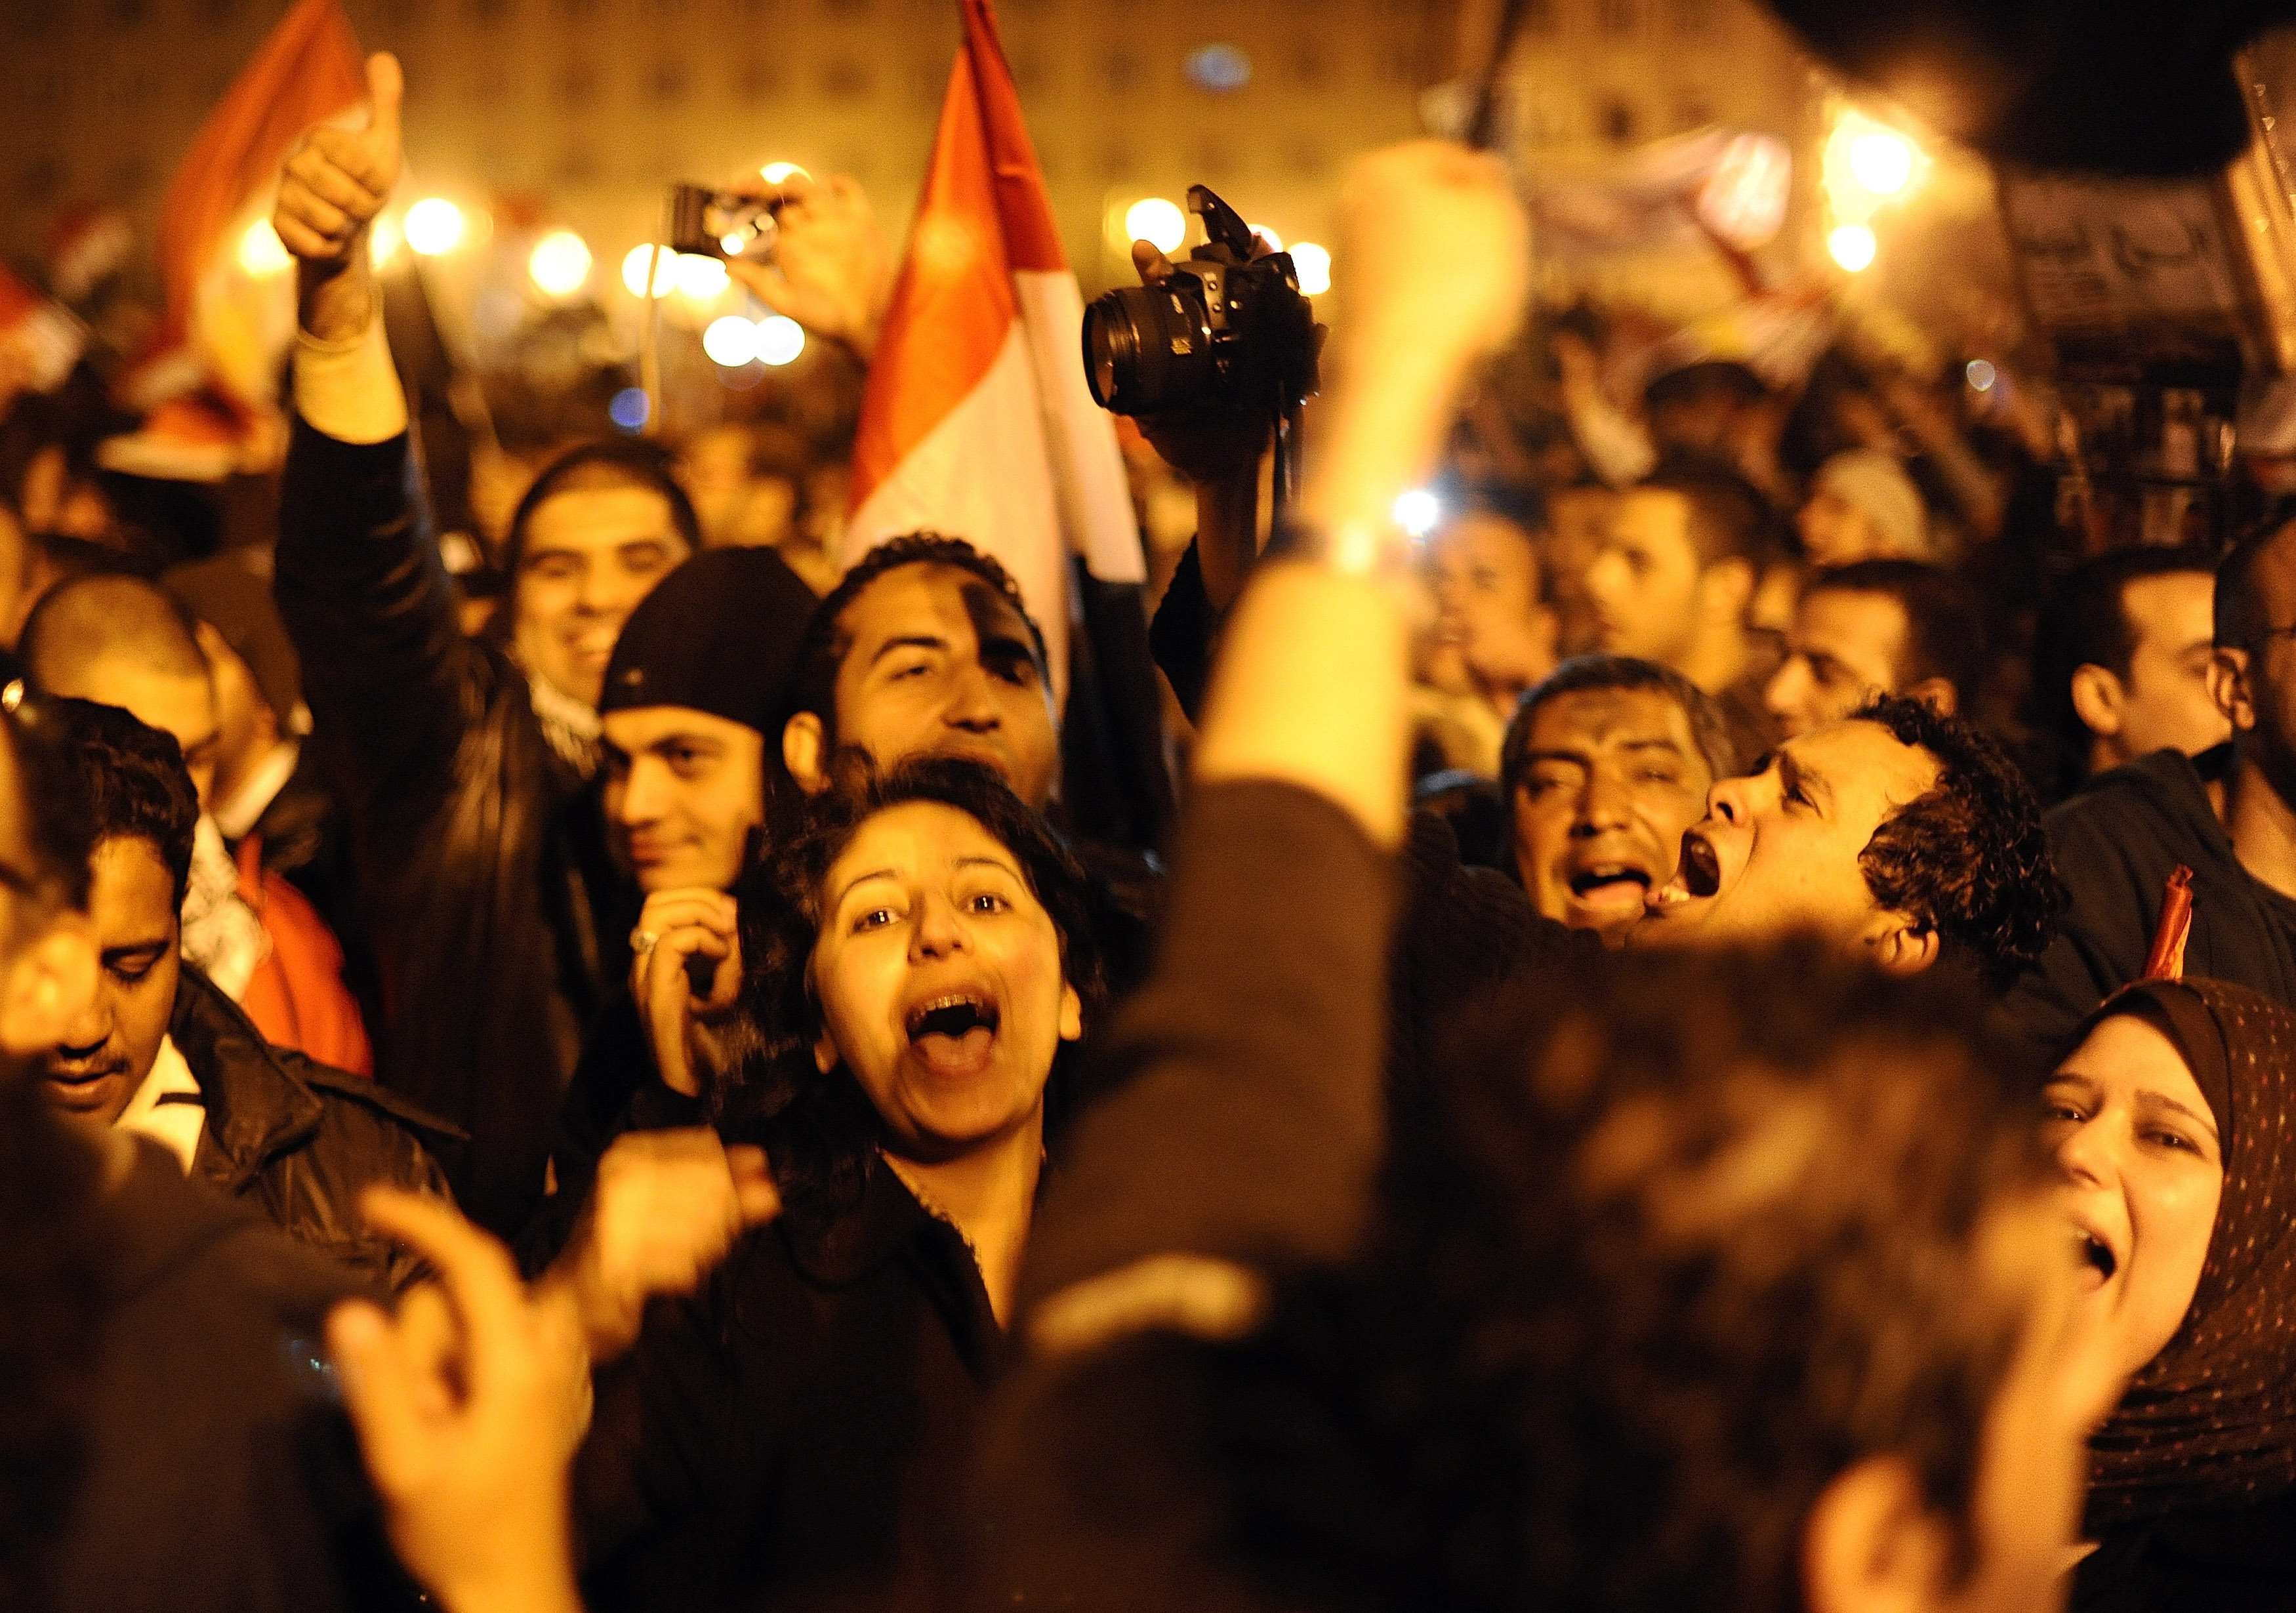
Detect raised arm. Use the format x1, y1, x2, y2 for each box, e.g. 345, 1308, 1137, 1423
1019, 142, 1532, 1322
269, 55, 483, 821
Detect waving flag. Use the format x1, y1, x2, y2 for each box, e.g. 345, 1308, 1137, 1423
845, 0, 1170, 847
152, 0, 367, 405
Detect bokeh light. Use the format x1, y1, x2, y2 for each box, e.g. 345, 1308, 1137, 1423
608, 386, 651, 432
674, 253, 730, 301
1828, 222, 1877, 273
1125, 197, 1187, 255
621, 244, 674, 298
754, 315, 806, 367
1847, 129, 1917, 198
1291, 241, 1331, 296
760, 161, 810, 186
1966, 359, 1998, 393
404, 197, 466, 256
1393, 488, 1442, 539
527, 230, 592, 298
369, 214, 402, 268
703, 314, 758, 366
237, 218, 292, 278
1250, 224, 1282, 252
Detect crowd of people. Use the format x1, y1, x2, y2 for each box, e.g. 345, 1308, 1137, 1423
14, 34, 2296, 1613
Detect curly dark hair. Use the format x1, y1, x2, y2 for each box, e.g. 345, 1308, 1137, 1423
1222, 940, 2051, 1611
719, 756, 1105, 1230
40, 697, 199, 907
781, 533, 1050, 750
1849, 694, 2066, 989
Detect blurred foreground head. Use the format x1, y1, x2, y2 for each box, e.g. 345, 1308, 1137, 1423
1301, 941, 2115, 1612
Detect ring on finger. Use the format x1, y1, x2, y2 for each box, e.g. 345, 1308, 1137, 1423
632, 929, 660, 957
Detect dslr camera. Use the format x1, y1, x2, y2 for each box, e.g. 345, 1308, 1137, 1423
1082, 185, 1318, 419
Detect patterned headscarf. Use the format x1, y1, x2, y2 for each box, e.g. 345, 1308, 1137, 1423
2081, 977, 2296, 1527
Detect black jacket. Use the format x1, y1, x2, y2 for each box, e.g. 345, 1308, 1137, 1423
1999, 745, 2296, 1063
51, 1137, 420, 1613
574, 1160, 1004, 1612
276, 420, 631, 1235
174, 964, 457, 1294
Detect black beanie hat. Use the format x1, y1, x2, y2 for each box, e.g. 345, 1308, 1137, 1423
600, 546, 819, 736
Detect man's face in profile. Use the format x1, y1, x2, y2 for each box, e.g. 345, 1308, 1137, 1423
1633, 719, 1938, 954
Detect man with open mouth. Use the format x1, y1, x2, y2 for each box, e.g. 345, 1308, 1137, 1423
1502, 655, 1738, 938
1632, 693, 2067, 989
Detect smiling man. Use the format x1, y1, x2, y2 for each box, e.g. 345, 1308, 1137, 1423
1502, 656, 1737, 935
1637, 694, 2064, 989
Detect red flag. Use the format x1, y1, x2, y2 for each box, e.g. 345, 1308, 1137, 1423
844, 0, 1147, 697
152, 0, 366, 398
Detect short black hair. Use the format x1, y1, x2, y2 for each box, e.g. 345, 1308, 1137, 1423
1, 693, 98, 912
1853, 693, 2067, 989
2215, 517, 2291, 655
501, 437, 701, 579
1633, 460, 1778, 571
782, 533, 1050, 750
2031, 543, 2218, 792
1805, 559, 1989, 704
721, 756, 1102, 1225
1451, 478, 1548, 537
42, 696, 198, 907
1236, 939, 2050, 1610
1641, 357, 1769, 416
1500, 654, 1739, 800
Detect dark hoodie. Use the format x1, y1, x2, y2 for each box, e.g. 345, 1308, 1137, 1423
2000, 745, 2296, 1061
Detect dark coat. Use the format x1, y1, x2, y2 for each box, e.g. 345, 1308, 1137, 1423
276, 420, 632, 1235
174, 964, 457, 1294
1999, 745, 2296, 1064
51, 1137, 420, 1613
574, 1161, 1004, 1612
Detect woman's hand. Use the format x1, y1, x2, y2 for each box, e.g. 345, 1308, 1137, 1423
544, 1129, 781, 1365
328, 1189, 590, 1613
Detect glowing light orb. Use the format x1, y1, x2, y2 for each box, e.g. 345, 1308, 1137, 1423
527, 230, 592, 298
754, 315, 805, 367
404, 197, 466, 256
1828, 223, 1877, 273
237, 218, 292, 278
1291, 241, 1331, 296
1124, 197, 1187, 255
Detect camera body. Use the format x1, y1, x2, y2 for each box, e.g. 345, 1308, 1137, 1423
666, 182, 779, 262
1082, 186, 1319, 418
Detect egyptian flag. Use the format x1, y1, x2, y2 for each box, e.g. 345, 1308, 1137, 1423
152, 0, 367, 407
845, 0, 1173, 851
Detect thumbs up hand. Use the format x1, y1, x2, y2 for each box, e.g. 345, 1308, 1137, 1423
276, 52, 403, 341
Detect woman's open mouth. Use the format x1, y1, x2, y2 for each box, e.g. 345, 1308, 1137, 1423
905, 991, 1001, 1079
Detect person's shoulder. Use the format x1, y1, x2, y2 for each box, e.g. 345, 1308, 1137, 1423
295, 1057, 464, 1146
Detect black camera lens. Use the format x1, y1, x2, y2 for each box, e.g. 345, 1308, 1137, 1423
1082, 284, 1213, 415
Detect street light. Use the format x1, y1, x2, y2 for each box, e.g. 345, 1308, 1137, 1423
1124, 197, 1186, 254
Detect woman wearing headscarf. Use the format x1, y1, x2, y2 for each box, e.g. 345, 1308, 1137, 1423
2042, 975, 2296, 1610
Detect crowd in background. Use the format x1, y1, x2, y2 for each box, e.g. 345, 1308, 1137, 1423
16, 22, 2296, 1613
